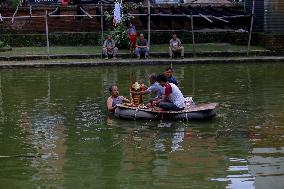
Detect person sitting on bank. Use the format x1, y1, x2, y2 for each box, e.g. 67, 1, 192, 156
103, 34, 118, 60
135, 33, 149, 59
153, 74, 185, 111
107, 85, 130, 112
164, 67, 179, 86
128, 23, 137, 55
169, 33, 184, 58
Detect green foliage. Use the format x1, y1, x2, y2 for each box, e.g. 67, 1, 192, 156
111, 24, 129, 48
0, 40, 9, 48
0, 32, 256, 47
104, 2, 143, 48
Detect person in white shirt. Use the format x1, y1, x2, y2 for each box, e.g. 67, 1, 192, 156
153, 74, 185, 111
169, 33, 184, 58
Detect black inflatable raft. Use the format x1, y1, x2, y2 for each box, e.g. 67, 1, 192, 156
114, 103, 218, 121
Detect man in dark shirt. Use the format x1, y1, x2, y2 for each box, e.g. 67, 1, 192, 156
164, 67, 178, 85
135, 33, 149, 59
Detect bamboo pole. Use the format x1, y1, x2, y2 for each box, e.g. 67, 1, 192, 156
0, 73, 3, 124
0, 14, 250, 20
247, 0, 255, 56
45, 10, 50, 58
147, 0, 151, 49
199, 13, 213, 23
190, 12, 196, 57
11, 5, 19, 23
100, 2, 104, 59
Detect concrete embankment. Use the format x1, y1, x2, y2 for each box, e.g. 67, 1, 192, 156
0, 56, 283, 69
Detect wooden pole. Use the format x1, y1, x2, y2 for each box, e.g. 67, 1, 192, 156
100, 2, 104, 59
190, 12, 196, 57
0, 73, 3, 124
147, 0, 151, 49
247, 0, 255, 56
45, 10, 50, 58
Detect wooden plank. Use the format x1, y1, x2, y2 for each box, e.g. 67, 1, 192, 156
117, 103, 218, 114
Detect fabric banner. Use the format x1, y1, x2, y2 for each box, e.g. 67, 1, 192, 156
154, 0, 181, 4
27, 0, 60, 4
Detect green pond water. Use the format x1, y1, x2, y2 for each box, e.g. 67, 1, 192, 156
0, 63, 284, 189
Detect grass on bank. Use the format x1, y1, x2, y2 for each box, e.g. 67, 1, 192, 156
0, 43, 266, 56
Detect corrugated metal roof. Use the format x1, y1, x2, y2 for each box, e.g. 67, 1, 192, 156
184, 0, 233, 5
264, 0, 284, 33
246, 0, 284, 33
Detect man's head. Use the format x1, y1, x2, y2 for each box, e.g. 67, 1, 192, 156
156, 74, 168, 87
139, 33, 144, 40
164, 67, 173, 78
148, 73, 157, 84
107, 34, 112, 40
109, 85, 119, 97
172, 33, 177, 39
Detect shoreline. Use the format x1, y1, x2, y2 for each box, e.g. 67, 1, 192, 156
0, 56, 283, 69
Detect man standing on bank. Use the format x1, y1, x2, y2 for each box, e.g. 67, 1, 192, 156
169, 33, 184, 59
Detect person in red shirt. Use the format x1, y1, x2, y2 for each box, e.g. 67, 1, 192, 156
153, 74, 185, 111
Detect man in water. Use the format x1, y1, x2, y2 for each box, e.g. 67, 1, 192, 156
107, 85, 129, 112
102, 34, 118, 60
164, 67, 178, 86
169, 33, 184, 58
153, 74, 185, 111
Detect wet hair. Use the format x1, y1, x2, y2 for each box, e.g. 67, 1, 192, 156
109, 85, 116, 93
165, 67, 173, 72
156, 74, 168, 83
149, 73, 157, 81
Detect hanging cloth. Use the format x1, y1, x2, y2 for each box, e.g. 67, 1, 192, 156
113, 1, 122, 26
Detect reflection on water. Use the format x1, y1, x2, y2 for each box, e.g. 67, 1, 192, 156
0, 64, 284, 188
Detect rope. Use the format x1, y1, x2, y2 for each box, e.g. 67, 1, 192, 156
134, 104, 142, 120
185, 112, 189, 122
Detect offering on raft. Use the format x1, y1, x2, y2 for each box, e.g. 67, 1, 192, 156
130, 81, 147, 106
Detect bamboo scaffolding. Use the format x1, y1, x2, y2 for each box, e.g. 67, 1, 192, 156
0, 3, 250, 59
45, 10, 50, 57
48, 6, 59, 16
247, 0, 255, 56
0, 14, 249, 20
190, 12, 196, 57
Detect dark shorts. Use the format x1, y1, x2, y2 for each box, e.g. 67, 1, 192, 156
158, 101, 184, 111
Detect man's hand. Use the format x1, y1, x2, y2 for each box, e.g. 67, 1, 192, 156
152, 100, 159, 106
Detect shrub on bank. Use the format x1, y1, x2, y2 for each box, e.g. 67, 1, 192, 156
0, 31, 258, 47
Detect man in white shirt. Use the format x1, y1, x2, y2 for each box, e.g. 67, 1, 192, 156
169, 33, 184, 59
153, 74, 185, 111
